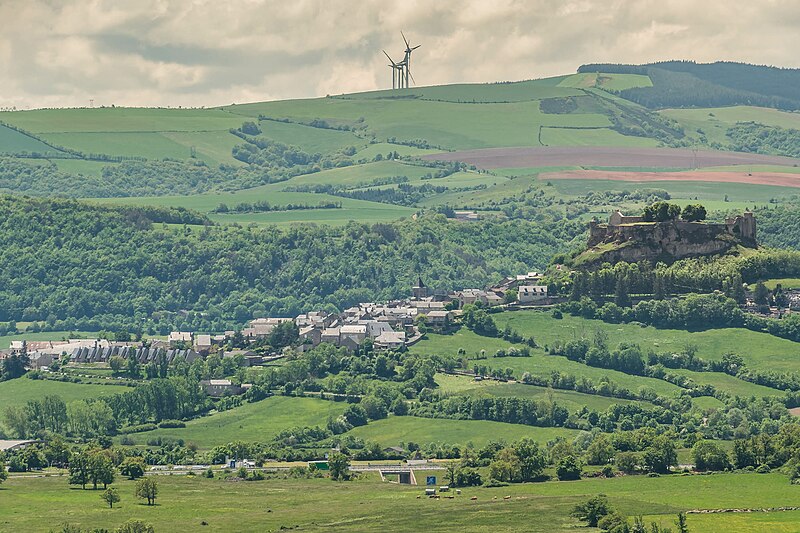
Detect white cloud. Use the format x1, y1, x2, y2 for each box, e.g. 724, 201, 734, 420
0, 0, 798, 109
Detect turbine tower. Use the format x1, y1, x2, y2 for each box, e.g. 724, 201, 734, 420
401, 31, 421, 88
383, 50, 404, 89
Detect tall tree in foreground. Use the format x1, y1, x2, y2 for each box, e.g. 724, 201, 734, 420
101, 487, 121, 508
135, 478, 158, 505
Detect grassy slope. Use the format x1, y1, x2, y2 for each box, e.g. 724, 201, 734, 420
0, 472, 798, 532
0, 331, 95, 349
0, 377, 123, 410
410, 330, 683, 396
0, 107, 245, 165
435, 373, 650, 411
0, 124, 61, 154
349, 415, 580, 448
126, 396, 347, 449
661, 105, 800, 145
494, 310, 800, 372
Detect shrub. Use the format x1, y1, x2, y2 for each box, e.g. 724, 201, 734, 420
157, 420, 186, 429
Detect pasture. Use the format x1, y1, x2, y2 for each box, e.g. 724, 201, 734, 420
348, 414, 581, 448
0, 471, 798, 532
434, 373, 650, 411
410, 330, 684, 397
0, 124, 62, 155
0, 377, 123, 410
125, 396, 347, 449
661, 105, 800, 145
493, 310, 800, 373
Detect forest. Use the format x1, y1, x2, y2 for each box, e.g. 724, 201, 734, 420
0, 195, 584, 334
579, 61, 800, 111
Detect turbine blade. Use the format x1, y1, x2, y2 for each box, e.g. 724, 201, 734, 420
412, 45, 421, 51
383, 50, 395, 64
401, 31, 410, 48
409, 69, 416, 84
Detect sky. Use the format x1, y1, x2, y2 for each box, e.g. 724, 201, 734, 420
1, 0, 799, 109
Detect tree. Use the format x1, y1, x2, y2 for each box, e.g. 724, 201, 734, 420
360, 396, 388, 420
615, 451, 640, 474
390, 397, 408, 416
116, 520, 155, 533
642, 201, 681, 222
681, 204, 707, 222
692, 440, 730, 471
614, 275, 631, 307
557, 455, 582, 481
109, 356, 125, 375
643, 436, 677, 474
676, 512, 689, 533
753, 281, 770, 306
135, 478, 158, 505
126, 356, 140, 379
89, 451, 115, 489
586, 435, 615, 465
120, 457, 146, 480
101, 487, 121, 508
328, 452, 350, 481
489, 447, 521, 482
504, 288, 518, 304
0, 459, 7, 485
514, 439, 546, 482
572, 494, 613, 527
68, 452, 90, 490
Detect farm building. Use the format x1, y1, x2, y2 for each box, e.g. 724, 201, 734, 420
518, 285, 548, 303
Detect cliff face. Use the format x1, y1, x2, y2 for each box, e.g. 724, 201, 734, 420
581, 220, 749, 264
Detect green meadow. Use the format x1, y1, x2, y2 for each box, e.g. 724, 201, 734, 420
126, 396, 347, 449
348, 415, 581, 448
0, 377, 123, 411
0, 471, 798, 532
494, 310, 800, 372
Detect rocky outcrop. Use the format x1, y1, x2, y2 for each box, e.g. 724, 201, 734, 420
582, 219, 753, 264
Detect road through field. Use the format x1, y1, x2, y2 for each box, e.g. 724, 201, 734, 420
423, 146, 800, 169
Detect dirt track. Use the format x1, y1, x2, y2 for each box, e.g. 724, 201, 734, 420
422, 146, 800, 170
540, 169, 800, 188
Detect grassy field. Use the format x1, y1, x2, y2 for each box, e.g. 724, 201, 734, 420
126, 396, 347, 449
349, 414, 581, 448
258, 119, 366, 154
557, 73, 653, 91
493, 310, 800, 372
411, 330, 684, 397
0, 124, 62, 154
0, 377, 124, 410
0, 107, 245, 165
662, 105, 800, 145
763, 278, 800, 290
435, 373, 650, 411
0, 471, 798, 532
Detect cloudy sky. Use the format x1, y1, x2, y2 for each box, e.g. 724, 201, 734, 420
1, 0, 798, 109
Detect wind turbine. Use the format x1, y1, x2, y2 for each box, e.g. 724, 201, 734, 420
383, 50, 403, 89
401, 31, 421, 88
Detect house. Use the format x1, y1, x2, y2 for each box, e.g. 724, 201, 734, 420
194, 334, 213, 355
0, 440, 40, 452
168, 331, 193, 346
340, 324, 367, 347
425, 310, 452, 329
299, 325, 322, 346
199, 379, 249, 397
242, 317, 293, 339
321, 327, 341, 345
608, 210, 644, 225
362, 320, 394, 339
453, 210, 479, 221
518, 285, 548, 303
374, 331, 406, 350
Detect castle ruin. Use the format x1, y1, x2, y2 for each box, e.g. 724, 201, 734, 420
585, 210, 757, 263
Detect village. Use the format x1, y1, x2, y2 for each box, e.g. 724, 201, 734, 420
0, 272, 553, 396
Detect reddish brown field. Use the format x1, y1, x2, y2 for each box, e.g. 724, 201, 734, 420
540, 169, 800, 188
423, 146, 800, 170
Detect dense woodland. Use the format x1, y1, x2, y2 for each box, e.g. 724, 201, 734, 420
579, 61, 800, 110
0, 195, 584, 333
